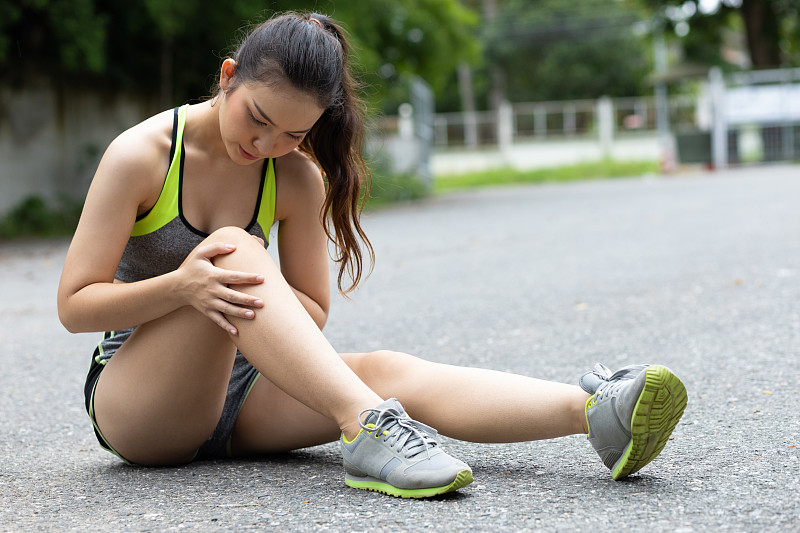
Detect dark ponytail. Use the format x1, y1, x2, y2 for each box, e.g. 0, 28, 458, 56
221, 12, 374, 293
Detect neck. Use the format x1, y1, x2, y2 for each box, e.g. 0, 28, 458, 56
184, 99, 229, 160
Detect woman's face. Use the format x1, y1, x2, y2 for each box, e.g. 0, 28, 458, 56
218, 63, 324, 164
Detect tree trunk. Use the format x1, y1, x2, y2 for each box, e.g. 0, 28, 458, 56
740, 0, 782, 68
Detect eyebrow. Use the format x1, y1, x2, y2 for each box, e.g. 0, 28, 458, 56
252, 100, 313, 134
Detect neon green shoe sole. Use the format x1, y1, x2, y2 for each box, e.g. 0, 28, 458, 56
345, 469, 473, 498
611, 365, 688, 480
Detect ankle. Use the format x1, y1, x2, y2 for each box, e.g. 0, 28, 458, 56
578, 393, 591, 434
341, 420, 362, 442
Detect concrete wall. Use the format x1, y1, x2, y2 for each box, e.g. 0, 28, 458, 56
0, 85, 155, 216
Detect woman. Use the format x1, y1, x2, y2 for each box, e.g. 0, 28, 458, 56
57, 12, 687, 499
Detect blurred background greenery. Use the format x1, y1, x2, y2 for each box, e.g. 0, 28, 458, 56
3, 0, 796, 110
1, 0, 798, 237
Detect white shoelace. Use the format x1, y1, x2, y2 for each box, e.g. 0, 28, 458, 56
359, 407, 438, 459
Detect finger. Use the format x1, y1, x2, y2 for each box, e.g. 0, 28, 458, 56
221, 287, 264, 309
217, 268, 265, 285
197, 242, 237, 260
207, 309, 238, 335
215, 298, 258, 320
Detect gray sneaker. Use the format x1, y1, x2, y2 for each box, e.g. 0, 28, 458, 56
579, 362, 650, 395
581, 364, 687, 480
339, 398, 473, 498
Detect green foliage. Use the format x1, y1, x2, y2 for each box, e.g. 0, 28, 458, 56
49, 0, 107, 73
144, 0, 200, 38
324, 0, 480, 111
434, 159, 659, 192
481, 0, 652, 104
0, 0, 22, 63
363, 155, 431, 208
2, 0, 107, 75
638, 0, 800, 69
0, 0, 478, 110
0, 196, 83, 239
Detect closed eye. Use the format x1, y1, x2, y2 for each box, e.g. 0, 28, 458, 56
248, 112, 267, 127
249, 112, 303, 142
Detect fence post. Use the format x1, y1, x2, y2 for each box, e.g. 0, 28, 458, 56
597, 96, 614, 159
458, 63, 479, 148
410, 76, 435, 187
710, 67, 728, 170
498, 100, 513, 155
398, 103, 413, 140
564, 104, 576, 135
463, 111, 478, 147
782, 68, 794, 160
534, 106, 546, 139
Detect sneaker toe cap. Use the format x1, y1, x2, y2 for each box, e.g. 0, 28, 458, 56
387, 452, 472, 489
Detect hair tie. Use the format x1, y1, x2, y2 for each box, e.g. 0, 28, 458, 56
309, 17, 322, 28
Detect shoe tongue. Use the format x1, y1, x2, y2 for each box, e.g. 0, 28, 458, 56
579, 364, 649, 394
364, 398, 405, 426
364, 399, 434, 458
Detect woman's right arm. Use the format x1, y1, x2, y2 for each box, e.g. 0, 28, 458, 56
57, 122, 186, 333
57, 122, 263, 334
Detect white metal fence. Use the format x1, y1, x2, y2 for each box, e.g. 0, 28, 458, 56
714, 67, 800, 165
430, 94, 697, 149
377, 67, 800, 175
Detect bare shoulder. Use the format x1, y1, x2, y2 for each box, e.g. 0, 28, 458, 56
274, 149, 325, 220
96, 109, 175, 199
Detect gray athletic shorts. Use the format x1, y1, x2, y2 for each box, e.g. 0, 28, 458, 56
84, 331, 261, 464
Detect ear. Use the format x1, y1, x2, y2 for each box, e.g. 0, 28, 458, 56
219, 59, 237, 91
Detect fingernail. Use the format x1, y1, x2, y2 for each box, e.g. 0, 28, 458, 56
253, 299, 263, 306
256, 275, 264, 282
225, 244, 235, 250
245, 311, 254, 318
229, 328, 238, 335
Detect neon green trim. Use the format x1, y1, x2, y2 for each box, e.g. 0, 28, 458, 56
342, 423, 381, 444
345, 470, 473, 499
88, 376, 133, 465
256, 158, 277, 241
93, 331, 114, 365
342, 424, 368, 444
225, 372, 263, 457
130, 105, 187, 237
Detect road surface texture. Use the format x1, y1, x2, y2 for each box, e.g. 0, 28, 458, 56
1, 164, 798, 532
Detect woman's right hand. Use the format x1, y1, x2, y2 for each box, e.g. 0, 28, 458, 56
177, 242, 265, 335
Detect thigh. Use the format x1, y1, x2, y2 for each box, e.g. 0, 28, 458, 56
94, 304, 238, 465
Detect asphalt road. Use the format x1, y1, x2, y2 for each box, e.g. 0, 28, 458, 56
1, 165, 798, 532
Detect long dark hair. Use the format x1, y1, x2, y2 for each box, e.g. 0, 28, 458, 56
219, 12, 373, 293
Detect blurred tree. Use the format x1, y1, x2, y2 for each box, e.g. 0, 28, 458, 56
641, 0, 800, 69
308, 0, 480, 112
1, 0, 107, 76
476, 0, 652, 105
0, 0, 478, 113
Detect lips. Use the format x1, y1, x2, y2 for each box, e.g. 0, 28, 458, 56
239, 145, 258, 160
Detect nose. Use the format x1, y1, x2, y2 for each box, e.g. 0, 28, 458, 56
252, 132, 277, 156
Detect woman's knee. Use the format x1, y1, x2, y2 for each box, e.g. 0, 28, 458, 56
206, 226, 261, 249
348, 350, 423, 385
204, 226, 272, 268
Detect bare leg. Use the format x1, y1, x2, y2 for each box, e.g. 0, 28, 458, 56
348, 350, 591, 442
231, 350, 590, 455
94, 227, 382, 465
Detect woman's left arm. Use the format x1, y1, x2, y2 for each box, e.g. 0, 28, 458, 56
274, 151, 331, 329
